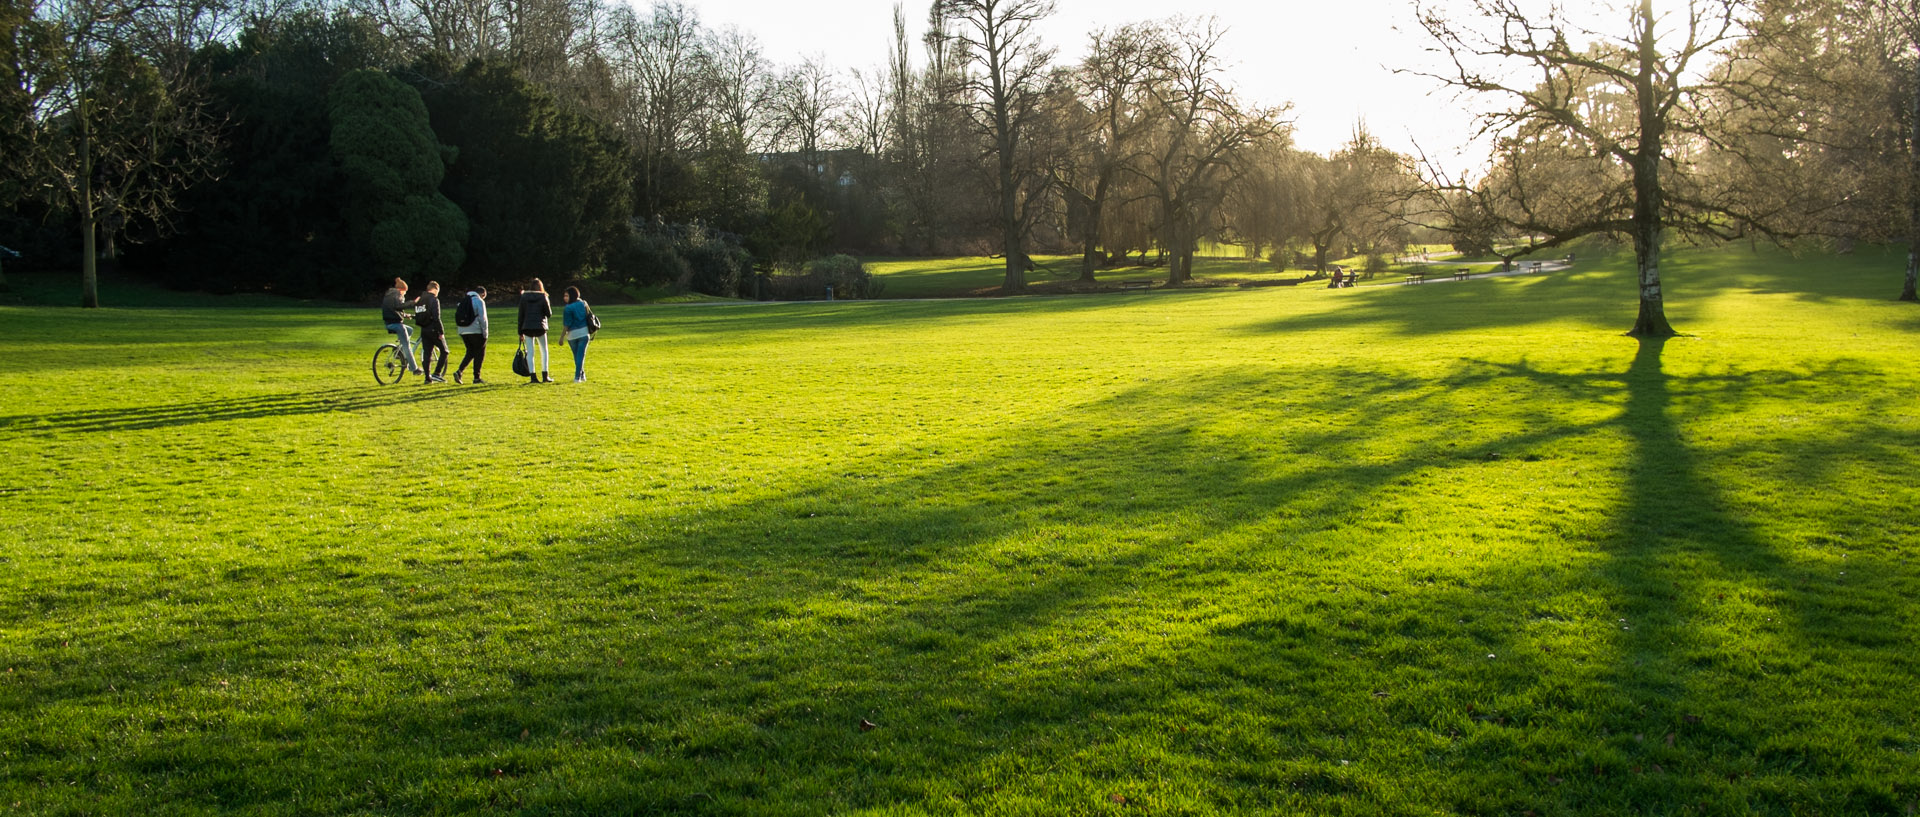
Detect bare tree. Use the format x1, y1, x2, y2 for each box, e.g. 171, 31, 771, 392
1131, 17, 1283, 286
1052, 22, 1163, 281
882, 2, 973, 254
934, 0, 1055, 292
1738, 0, 1916, 299
704, 25, 776, 153
606, 0, 706, 217
1277, 128, 1414, 274
1879, 0, 1920, 300
770, 55, 843, 174
498, 0, 600, 89
1414, 0, 1761, 336
843, 64, 890, 158
13, 0, 221, 307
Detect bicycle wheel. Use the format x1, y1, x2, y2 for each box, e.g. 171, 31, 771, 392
372, 344, 410, 385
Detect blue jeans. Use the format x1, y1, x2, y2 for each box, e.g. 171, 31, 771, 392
386, 323, 419, 371
569, 336, 589, 380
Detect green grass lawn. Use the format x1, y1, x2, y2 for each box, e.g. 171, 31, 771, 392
3, 245, 1918, 814
866, 254, 1302, 297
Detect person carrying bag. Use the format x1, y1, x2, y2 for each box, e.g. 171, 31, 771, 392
561, 286, 595, 383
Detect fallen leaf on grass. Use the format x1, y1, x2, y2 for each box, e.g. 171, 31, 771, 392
859, 719, 877, 732
1109, 794, 1127, 804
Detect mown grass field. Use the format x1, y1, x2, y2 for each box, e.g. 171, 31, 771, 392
865, 254, 1291, 297
3, 245, 1918, 815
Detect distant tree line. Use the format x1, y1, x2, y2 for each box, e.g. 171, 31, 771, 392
1, 0, 1911, 315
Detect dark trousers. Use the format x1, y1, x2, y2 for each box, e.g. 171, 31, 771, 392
455, 333, 486, 379
421, 331, 451, 377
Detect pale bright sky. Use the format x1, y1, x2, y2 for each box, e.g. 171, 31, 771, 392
675, 0, 1490, 159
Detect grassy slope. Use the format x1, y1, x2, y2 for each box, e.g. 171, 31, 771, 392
2, 246, 1917, 815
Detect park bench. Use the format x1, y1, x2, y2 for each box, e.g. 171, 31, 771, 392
1119, 279, 1154, 291
1403, 272, 1432, 285
1453, 269, 1470, 280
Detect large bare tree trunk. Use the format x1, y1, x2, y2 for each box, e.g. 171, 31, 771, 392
1001, 182, 1025, 292
1630, 220, 1673, 336
997, 120, 1025, 292
1904, 49, 1919, 302
1627, 0, 1674, 337
80, 101, 99, 310
1078, 189, 1102, 282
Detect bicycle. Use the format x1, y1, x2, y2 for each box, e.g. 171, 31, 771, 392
372, 330, 424, 385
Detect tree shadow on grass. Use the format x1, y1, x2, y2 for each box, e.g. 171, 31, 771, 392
0, 384, 478, 434
8, 349, 1918, 814
1183, 339, 1920, 813
1239, 269, 1630, 338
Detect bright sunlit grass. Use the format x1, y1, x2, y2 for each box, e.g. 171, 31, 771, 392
3, 244, 1917, 814
866, 253, 1306, 297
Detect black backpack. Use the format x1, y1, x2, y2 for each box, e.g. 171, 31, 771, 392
454, 294, 476, 327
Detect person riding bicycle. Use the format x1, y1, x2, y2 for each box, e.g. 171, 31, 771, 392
381, 278, 424, 376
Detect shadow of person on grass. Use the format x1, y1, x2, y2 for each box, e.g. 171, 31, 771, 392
0, 384, 479, 434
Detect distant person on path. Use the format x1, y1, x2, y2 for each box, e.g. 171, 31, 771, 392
416, 281, 450, 383
561, 286, 593, 383
381, 278, 423, 375
518, 279, 553, 384
453, 285, 488, 384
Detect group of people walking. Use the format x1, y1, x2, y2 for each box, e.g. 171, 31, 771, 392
381, 277, 597, 384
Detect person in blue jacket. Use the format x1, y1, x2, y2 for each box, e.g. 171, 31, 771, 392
560, 286, 593, 383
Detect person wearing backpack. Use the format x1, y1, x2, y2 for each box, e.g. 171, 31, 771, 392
453, 286, 488, 384
560, 286, 596, 383
517, 279, 553, 384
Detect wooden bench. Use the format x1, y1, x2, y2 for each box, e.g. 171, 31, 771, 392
1453, 269, 1470, 281
1119, 279, 1154, 291
1403, 273, 1432, 285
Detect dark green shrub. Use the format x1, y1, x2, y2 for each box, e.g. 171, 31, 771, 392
681, 239, 751, 298
605, 229, 688, 290
806, 254, 880, 299
763, 254, 881, 300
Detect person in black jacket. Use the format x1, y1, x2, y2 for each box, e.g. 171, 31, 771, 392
416, 281, 451, 383
517, 278, 554, 384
